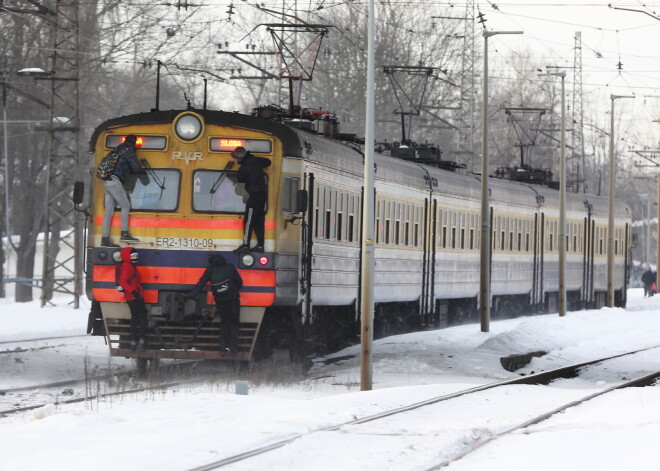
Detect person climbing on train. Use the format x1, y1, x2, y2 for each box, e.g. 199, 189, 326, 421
116, 247, 148, 351
642, 265, 656, 297
100, 134, 145, 247
187, 253, 243, 353
231, 146, 271, 253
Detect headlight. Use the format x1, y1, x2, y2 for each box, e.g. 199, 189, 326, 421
241, 253, 255, 267
174, 113, 202, 141
111, 250, 122, 263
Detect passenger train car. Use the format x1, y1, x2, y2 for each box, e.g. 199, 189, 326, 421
83, 107, 631, 368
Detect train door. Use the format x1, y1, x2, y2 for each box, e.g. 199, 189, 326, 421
420, 197, 437, 326
532, 211, 545, 310
300, 173, 314, 324
581, 203, 595, 309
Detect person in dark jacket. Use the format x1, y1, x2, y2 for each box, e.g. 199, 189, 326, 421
117, 247, 148, 350
188, 254, 243, 353
101, 135, 143, 247
231, 146, 271, 252
642, 265, 656, 297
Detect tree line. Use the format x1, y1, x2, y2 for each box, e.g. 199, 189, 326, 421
0, 0, 650, 302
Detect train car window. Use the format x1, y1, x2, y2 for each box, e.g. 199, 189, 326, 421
191, 170, 251, 213
325, 210, 331, 240
314, 186, 321, 238
376, 218, 380, 244
385, 220, 391, 244
210, 138, 272, 153
526, 233, 530, 252
124, 169, 180, 211
105, 135, 167, 150
281, 176, 300, 213
348, 214, 354, 243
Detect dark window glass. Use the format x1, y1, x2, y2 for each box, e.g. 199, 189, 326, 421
192, 170, 249, 213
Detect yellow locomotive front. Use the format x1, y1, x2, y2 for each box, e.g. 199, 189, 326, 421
86, 110, 283, 364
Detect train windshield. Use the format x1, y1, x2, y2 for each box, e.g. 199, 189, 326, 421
192, 170, 249, 213
125, 169, 180, 211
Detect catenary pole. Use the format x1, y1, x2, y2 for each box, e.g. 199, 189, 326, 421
360, 0, 376, 391
608, 94, 634, 307
480, 30, 522, 332
540, 71, 566, 316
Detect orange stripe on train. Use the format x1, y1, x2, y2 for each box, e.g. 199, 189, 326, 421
93, 266, 275, 286
94, 215, 276, 230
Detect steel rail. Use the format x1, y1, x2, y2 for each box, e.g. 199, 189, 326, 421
428, 369, 660, 470
184, 344, 660, 471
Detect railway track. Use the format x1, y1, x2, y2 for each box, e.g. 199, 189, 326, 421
184, 345, 660, 471
0, 359, 203, 417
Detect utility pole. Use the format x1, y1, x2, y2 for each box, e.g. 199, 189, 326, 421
607, 94, 634, 307
480, 29, 523, 332
361, 0, 376, 391
540, 71, 567, 316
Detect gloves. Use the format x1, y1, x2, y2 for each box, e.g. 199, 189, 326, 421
132, 290, 142, 299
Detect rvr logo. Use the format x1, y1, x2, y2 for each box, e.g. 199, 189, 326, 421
172, 151, 204, 164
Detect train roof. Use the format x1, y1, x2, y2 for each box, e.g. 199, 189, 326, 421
89, 109, 304, 156
90, 108, 629, 219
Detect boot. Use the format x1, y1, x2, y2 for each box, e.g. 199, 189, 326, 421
101, 236, 119, 248
233, 244, 250, 253
120, 231, 139, 242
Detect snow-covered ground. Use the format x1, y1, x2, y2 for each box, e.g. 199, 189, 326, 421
2, 290, 660, 470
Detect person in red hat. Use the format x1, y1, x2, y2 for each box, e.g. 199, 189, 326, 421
116, 247, 148, 350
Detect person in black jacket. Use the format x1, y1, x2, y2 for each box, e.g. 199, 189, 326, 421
101, 135, 144, 247
187, 254, 243, 353
642, 265, 656, 297
231, 146, 271, 252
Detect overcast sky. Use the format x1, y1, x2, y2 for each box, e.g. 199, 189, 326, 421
475, 1, 660, 147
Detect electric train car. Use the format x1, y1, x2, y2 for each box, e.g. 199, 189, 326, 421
83, 107, 631, 367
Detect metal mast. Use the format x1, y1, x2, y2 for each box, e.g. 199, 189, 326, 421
572, 32, 586, 192
40, 0, 82, 307
458, 0, 476, 171
279, 0, 298, 107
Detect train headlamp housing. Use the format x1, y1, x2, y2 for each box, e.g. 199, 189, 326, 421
111, 250, 122, 263
173, 113, 203, 142
241, 253, 255, 267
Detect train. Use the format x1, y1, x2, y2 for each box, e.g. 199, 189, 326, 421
81, 105, 631, 371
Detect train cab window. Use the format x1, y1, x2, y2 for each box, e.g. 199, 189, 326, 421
192, 169, 251, 213
125, 169, 180, 211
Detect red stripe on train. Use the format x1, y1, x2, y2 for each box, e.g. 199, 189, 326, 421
92, 288, 274, 307
93, 265, 274, 286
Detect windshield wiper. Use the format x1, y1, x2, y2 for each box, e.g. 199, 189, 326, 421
210, 160, 235, 194
140, 159, 166, 190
